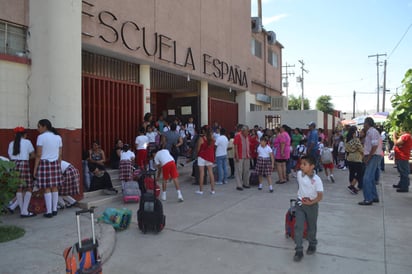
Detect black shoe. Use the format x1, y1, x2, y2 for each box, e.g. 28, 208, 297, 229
269, 189, 274, 193
243, 185, 251, 189
393, 184, 400, 188
21, 212, 37, 218
306, 246, 316, 255
372, 198, 380, 203
52, 211, 58, 216
293, 251, 304, 262
396, 189, 409, 193
43, 213, 53, 218
236, 187, 244, 191
358, 201, 373, 206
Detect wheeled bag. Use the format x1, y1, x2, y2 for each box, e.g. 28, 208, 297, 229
122, 181, 141, 203
285, 199, 307, 239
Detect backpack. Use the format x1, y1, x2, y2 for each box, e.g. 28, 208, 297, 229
321, 148, 333, 164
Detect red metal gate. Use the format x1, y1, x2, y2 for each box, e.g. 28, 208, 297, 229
208, 97, 238, 132
82, 74, 143, 160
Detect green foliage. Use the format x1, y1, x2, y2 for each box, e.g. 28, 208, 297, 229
388, 69, 412, 132
0, 225, 25, 242
0, 160, 23, 214
316, 95, 335, 114
288, 95, 310, 110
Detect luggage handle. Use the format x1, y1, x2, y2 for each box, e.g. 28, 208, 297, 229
75, 208, 96, 249
290, 199, 297, 208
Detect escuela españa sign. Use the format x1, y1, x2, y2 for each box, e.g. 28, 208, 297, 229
95, 10, 248, 88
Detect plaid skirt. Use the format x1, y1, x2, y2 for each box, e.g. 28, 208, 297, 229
13, 160, 33, 188
60, 165, 80, 195
255, 157, 273, 176
36, 160, 63, 188
119, 160, 133, 181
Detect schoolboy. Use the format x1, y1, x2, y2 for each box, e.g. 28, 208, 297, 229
294, 155, 324, 262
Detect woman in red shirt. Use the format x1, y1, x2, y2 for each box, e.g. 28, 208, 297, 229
196, 126, 216, 195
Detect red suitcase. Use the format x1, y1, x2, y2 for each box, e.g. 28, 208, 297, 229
285, 199, 307, 239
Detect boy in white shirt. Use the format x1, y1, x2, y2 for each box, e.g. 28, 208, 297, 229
294, 155, 324, 262
154, 149, 183, 202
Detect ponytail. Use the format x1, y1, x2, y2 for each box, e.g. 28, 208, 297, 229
12, 133, 23, 155
38, 119, 59, 135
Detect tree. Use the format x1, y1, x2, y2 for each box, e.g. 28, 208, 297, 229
316, 95, 334, 114
388, 68, 412, 132
288, 95, 310, 110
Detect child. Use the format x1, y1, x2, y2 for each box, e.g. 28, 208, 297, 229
320, 141, 335, 182
294, 156, 324, 262
146, 125, 158, 170
256, 136, 275, 192
154, 148, 184, 202
58, 160, 80, 208
135, 127, 149, 170
119, 144, 135, 181
292, 139, 306, 177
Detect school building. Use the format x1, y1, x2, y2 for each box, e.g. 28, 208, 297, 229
0, 0, 284, 193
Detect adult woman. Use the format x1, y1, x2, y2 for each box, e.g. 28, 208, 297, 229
345, 126, 364, 193
87, 140, 106, 170
196, 126, 216, 194
8, 126, 36, 217
33, 119, 63, 218
273, 125, 291, 184
110, 139, 123, 169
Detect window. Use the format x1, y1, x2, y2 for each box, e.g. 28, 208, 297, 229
268, 49, 278, 68
250, 103, 262, 112
251, 38, 262, 58
0, 21, 27, 56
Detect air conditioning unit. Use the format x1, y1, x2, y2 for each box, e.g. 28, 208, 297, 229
251, 17, 262, 33
267, 31, 276, 45
271, 96, 288, 111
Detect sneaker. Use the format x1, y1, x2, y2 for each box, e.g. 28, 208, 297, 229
177, 195, 184, 202
326, 176, 331, 182
293, 251, 304, 262
215, 181, 224, 185
306, 246, 316, 255
347, 185, 356, 194
195, 190, 203, 195
330, 175, 335, 183
210, 190, 215, 195
342, 167, 347, 170
269, 189, 274, 193
161, 192, 167, 201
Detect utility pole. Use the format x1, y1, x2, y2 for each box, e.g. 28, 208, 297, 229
298, 60, 308, 110
368, 53, 386, 113
352, 90, 356, 119
382, 59, 387, 112
282, 63, 295, 98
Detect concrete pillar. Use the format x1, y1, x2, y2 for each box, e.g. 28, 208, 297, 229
200, 80, 208, 126
139, 64, 151, 115
28, 0, 82, 129
237, 90, 249, 126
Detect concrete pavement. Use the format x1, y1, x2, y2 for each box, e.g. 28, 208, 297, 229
0, 158, 411, 274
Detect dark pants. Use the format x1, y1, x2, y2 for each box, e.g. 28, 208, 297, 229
228, 158, 235, 176
295, 203, 319, 252
397, 159, 410, 190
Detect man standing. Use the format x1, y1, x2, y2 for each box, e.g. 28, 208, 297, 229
215, 128, 229, 185
234, 125, 250, 190
392, 128, 412, 193
358, 117, 382, 205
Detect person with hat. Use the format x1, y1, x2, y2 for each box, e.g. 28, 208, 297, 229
8, 126, 36, 217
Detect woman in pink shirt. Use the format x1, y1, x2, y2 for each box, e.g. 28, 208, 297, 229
273, 125, 291, 184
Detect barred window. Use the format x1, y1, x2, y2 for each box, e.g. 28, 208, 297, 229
0, 21, 27, 56
250, 103, 262, 112
268, 49, 278, 68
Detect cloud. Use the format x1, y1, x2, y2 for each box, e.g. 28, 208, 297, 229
262, 14, 288, 25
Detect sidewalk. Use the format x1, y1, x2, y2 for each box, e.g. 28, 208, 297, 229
0, 159, 411, 274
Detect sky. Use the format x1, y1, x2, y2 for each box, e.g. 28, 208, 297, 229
252, 0, 412, 116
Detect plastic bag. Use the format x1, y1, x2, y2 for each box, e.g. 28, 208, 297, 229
97, 208, 132, 231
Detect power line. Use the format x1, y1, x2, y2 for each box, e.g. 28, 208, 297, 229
388, 22, 412, 59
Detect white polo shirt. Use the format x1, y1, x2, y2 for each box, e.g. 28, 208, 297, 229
37, 131, 62, 161
215, 135, 229, 157
297, 170, 324, 201
154, 149, 174, 167
8, 139, 34, 160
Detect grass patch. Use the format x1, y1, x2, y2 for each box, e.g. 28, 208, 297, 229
0, 225, 25, 243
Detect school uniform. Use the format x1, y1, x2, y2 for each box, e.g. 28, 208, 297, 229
119, 150, 135, 181
255, 145, 273, 177
36, 131, 63, 188
135, 135, 149, 169
60, 160, 80, 196
8, 139, 34, 188
154, 149, 179, 180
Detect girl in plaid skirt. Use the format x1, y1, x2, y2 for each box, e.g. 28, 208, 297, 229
33, 119, 63, 218
8, 126, 36, 217
255, 136, 275, 192
58, 160, 80, 208
119, 144, 135, 181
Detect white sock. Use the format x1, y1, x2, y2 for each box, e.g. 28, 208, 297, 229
52, 192, 59, 212
58, 196, 65, 206
63, 196, 77, 204
21, 192, 32, 215
16, 192, 24, 211
258, 184, 263, 188
177, 190, 182, 196
269, 185, 273, 190
44, 192, 52, 214
9, 199, 19, 210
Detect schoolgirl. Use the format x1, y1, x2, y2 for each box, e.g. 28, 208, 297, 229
119, 144, 135, 181
8, 126, 36, 217
256, 136, 275, 192
33, 119, 63, 218
58, 160, 80, 208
